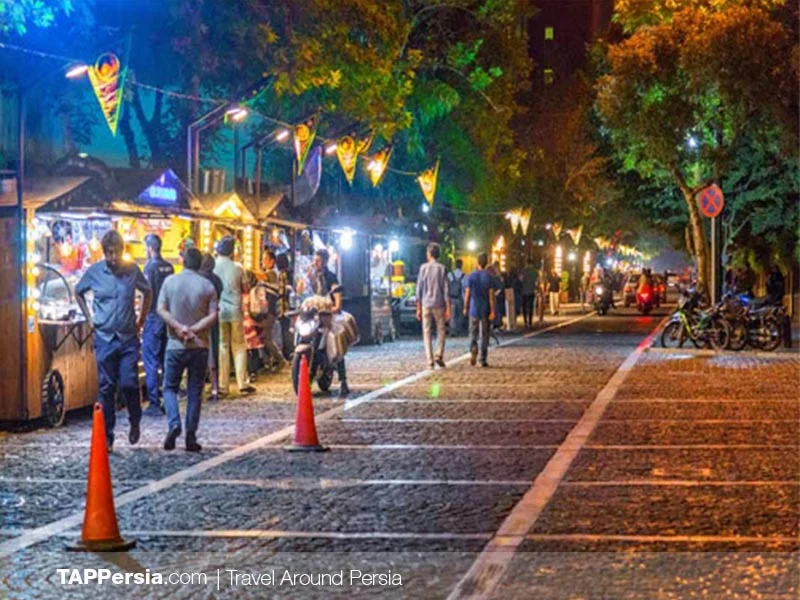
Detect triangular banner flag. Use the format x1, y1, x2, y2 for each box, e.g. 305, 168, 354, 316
336, 133, 372, 186
567, 225, 583, 246
417, 159, 439, 205
505, 210, 521, 234
294, 114, 319, 175
88, 53, 126, 136
520, 209, 532, 236
552, 222, 563, 239
368, 145, 392, 187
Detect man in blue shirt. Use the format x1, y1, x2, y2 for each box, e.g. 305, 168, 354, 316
76, 230, 152, 450
416, 243, 451, 369
463, 252, 496, 367
142, 234, 174, 417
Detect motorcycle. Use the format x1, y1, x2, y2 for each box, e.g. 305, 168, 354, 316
661, 288, 730, 351
290, 306, 337, 395
636, 284, 654, 315
721, 294, 784, 352
593, 284, 613, 315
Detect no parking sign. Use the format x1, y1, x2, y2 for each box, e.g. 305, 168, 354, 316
697, 184, 724, 218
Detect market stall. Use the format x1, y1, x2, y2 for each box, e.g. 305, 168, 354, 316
196, 192, 262, 273
1, 166, 201, 427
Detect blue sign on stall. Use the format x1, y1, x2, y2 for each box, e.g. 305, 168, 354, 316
138, 170, 182, 207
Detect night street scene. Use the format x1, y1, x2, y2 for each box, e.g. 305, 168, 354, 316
0, 0, 798, 598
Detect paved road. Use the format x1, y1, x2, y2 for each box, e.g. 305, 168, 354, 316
0, 306, 797, 599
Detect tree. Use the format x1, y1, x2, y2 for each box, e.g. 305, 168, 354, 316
0, 0, 75, 35
595, 4, 796, 285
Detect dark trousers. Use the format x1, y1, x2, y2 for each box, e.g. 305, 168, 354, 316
522, 294, 535, 326
469, 317, 491, 363
163, 348, 209, 437
279, 316, 293, 360
142, 314, 167, 407
95, 335, 142, 446
337, 358, 347, 384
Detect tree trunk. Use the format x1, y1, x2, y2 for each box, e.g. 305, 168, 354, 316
118, 110, 141, 169
683, 188, 708, 288
671, 165, 708, 288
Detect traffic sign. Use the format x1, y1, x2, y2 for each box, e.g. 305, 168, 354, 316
697, 184, 724, 218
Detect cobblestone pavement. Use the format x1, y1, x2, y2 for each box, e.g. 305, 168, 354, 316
0, 304, 798, 599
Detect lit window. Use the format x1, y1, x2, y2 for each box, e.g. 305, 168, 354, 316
544, 68, 554, 85
545, 26, 554, 40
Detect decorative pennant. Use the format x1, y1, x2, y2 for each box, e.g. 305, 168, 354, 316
335, 133, 371, 186
88, 52, 126, 136
417, 159, 440, 205
294, 114, 319, 175
552, 222, 563, 239
368, 144, 392, 187
567, 225, 583, 246
594, 236, 611, 250
505, 210, 521, 234
520, 209, 532, 236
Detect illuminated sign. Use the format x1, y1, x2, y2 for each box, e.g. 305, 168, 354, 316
146, 186, 178, 202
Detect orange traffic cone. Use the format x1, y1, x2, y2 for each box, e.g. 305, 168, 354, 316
68, 404, 136, 552
286, 355, 328, 452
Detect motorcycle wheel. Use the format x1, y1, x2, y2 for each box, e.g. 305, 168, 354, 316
706, 317, 730, 352
757, 317, 782, 352
661, 321, 685, 349
727, 320, 748, 352
317, 370, 333, 393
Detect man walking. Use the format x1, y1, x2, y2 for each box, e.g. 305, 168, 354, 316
416, 243, 451, 369
447, 259, 465, 336
580, 270, 591, 312
548, 268, 561, 316
251, 250, 286, 371
142, 234, 174, 416
520, 258, 538, 329
75, 230, 152, 451
463, 252, 496, 368
213, 236, 255, 396
157, 247, 218, 452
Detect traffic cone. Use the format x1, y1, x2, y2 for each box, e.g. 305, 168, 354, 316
68, 404, 136, 552
286, 355, 328, 452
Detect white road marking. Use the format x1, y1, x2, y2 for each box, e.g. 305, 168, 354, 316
325, 444, 560, 450
362, 398, 591, 404
0, 477, 532, 488
585, 444, 800, 450
447, 316, 668, 600
337, 418, 578, 424
0, 312, 595, 558
523, 533, 800, 544
561, 480, 800, 487
648, 347, 799, 360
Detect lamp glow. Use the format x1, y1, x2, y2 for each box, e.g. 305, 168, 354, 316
325, 143, 338, 155
65, 64, 89, 79
389, 239, 400, 253
276, 129, 290, 141
340, 230, 353, 251
567, 251, 577, 262
467, 240, 477, 251
421, 203, 430, 214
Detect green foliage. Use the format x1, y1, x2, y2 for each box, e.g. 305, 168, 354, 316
596, 3, 797, 277
0, 0, 73, 36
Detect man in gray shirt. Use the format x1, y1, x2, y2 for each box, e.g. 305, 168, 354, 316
157, 247, 218, 452
76, 230, 152, 451
416, 242, 451, 369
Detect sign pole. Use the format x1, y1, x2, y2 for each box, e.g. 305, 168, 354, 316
710, 215, 718, 305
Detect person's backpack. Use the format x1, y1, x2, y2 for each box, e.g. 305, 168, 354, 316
250, 283, 278, 321
448, 271, 464, 299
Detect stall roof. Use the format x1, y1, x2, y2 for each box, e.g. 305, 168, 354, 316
36, 168, 202, 216
197, 192, 259, 225
22, 177, 91, 209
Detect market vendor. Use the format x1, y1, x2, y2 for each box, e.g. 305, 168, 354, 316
311, 248, 349, 398
75, 230, 153, 451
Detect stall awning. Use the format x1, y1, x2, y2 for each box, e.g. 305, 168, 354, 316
197, 192, 259, 225
21, 177, 91, 209
36, 168, 201, 216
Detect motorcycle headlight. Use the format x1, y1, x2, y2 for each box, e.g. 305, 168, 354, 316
296, 320, 317, 338
595, 286, 604, 295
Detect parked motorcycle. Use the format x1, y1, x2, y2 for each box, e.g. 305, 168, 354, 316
290, 307, 338, 395
720, 293, 784, 352
593, 284, 613, 315
661, 288, 730, 350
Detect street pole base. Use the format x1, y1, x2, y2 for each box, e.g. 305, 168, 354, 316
67, 538, 137, 552
285, 444, 329, 452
